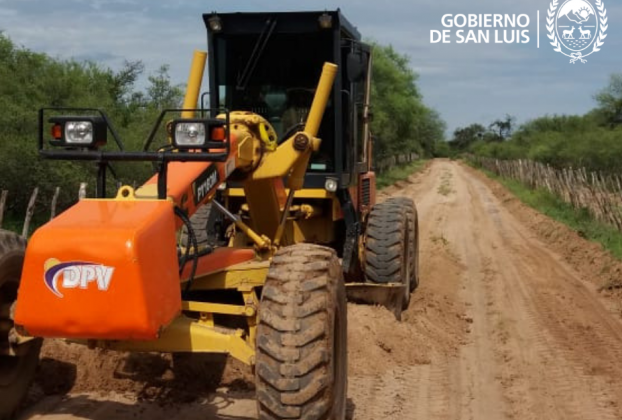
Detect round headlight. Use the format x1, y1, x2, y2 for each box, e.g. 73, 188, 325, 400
324, 178, 338, 192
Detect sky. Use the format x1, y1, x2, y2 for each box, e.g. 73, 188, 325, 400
0, 0, 620, 135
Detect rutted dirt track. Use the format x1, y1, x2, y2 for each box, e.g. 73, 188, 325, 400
18, 159, 622, 419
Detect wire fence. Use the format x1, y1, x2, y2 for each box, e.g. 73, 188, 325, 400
471, 156, 622, 232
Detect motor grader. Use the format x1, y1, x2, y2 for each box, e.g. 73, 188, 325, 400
0, 10, 418, 420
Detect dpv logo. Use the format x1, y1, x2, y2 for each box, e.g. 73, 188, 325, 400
43, 258, 115, 298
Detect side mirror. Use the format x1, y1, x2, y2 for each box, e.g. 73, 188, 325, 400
347, 52, 366, 83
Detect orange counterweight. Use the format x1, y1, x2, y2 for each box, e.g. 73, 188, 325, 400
14, 199, 181, 340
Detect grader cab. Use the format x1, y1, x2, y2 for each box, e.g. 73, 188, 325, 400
0, 10, 419, 420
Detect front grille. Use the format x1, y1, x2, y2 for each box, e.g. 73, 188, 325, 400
361, 177, 371, 206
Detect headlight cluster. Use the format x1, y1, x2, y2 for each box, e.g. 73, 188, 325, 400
46, 114, 227, 151
48, 116, 107, 148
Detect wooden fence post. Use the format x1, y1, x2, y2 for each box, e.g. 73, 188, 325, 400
22, 187, 39, 238
477, 156, 622, 233
50, 187, 60, 220
78, 183, 87, 199
0, 190, 7, 229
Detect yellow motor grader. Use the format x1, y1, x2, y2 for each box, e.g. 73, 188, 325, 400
0, 10, 418, 420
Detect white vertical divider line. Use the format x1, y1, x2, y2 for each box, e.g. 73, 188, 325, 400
537, 11, 540, 48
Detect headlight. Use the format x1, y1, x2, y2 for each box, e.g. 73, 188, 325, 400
208, 15, 223, 32
170, 119, 227, 150
318, 13, 333, 29
65, 121, 94, 144
175, 122, 206, 147
324, 178, 338, 192
48, 116, 107, 148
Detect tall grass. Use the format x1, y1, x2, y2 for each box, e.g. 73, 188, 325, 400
376, 160, 427, 189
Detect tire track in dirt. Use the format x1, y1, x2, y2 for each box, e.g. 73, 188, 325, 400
447, 161, 622, 420
459, 171, 622, 420
349, 162, 472, 420
353, 159, 622, 420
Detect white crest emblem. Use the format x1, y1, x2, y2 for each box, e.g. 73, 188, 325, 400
547, 0, 608, 63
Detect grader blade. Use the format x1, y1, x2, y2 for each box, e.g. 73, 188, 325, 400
346, 283, 406, 321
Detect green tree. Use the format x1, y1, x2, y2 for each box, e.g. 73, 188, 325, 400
146, 65, 184, 109
370, 43, 444, 162
0, 34, 161, 217
595, 73, 622, 127
450, 123, 487, 150
488, 114, 515, 141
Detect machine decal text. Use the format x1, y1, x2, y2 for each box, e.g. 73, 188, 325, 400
193, 165, 220, 204
43, 259, 115, 298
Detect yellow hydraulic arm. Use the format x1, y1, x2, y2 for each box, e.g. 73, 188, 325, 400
241, 63, 338, 244
181, 50, 208, 119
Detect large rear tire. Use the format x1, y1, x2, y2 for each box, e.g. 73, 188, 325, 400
391, 197, 420, 292
180, 204, 226, 249
256, 244, 347, 420
0, 230, 42, 420
364, 198, 411, 310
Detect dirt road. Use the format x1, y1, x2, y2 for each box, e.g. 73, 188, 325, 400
18, 159, 622, 419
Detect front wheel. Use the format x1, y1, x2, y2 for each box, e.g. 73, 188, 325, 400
0, 230, 42, 420
255, 244, 347, 420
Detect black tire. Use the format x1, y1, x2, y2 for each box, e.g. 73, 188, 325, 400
391, 197, 420, 292
0, 230, 42, 420
180, 204, 225, 249
256, 244, 347, 420
364, 199, 411, 309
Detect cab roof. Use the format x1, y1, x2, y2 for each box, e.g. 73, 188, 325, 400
202, 10, 361, 40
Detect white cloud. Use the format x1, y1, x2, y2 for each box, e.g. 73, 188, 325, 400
0, 6, 16, 16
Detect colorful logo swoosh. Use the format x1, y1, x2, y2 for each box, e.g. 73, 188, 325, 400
44, 260, 91, 298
